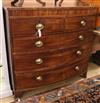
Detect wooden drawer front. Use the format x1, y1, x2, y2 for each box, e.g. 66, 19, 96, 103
14, 59, 88, 91
65, 16, 96, 32
9, 16, 96, 38
9, 17, 64, 37
13, 31, 94, 53
13, 43, 92, 72
62, 59, 88, 78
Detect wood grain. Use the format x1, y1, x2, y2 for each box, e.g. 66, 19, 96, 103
4, 6, 98, 97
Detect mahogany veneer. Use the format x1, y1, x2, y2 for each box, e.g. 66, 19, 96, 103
4, 6, 98, 97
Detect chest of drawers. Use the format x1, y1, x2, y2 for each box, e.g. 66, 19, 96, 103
4, 7, 98, 97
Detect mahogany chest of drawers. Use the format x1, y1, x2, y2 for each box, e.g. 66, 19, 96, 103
4, 6, 98, 97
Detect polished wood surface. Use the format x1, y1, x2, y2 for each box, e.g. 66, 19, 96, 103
9, 16, 96, 36
13, 43, 93, 72
12, 31, 94, 52
15, 59, 88, 91
4, 6, 98, 97
79, 0, 100, 27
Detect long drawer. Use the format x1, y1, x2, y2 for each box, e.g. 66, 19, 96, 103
12, 31, 94, 53
14, 59, 88, 91
9, 16, 96, 37
13, 42, 93, 72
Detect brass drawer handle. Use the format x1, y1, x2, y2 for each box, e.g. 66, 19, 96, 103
36, 23, 44, 31
36, 23, 44, 38
78, 35, 84, 41
75, 66, 80, 71
76, 50, 82, 56
35, 40, 43, 47
35, 58, 43, 64
80, 20, 86, 26
36, 76, 43, 81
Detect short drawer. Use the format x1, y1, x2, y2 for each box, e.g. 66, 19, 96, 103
9, 17, 64, 37
12, 31, 94, 53
13, 42, 92, 72
14, 59, 88, 91
65, 16, 96, 32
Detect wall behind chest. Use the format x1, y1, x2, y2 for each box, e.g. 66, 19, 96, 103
0, 1, 12, 98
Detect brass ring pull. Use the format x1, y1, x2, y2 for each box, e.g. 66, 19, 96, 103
36, 76, 43, 81
75, 66, 80, 71
35, 58, 43, 64
76, 50, 82, 56
78, 35, 84, 41
35, 40, 43, 47
80, 20, 86, 26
